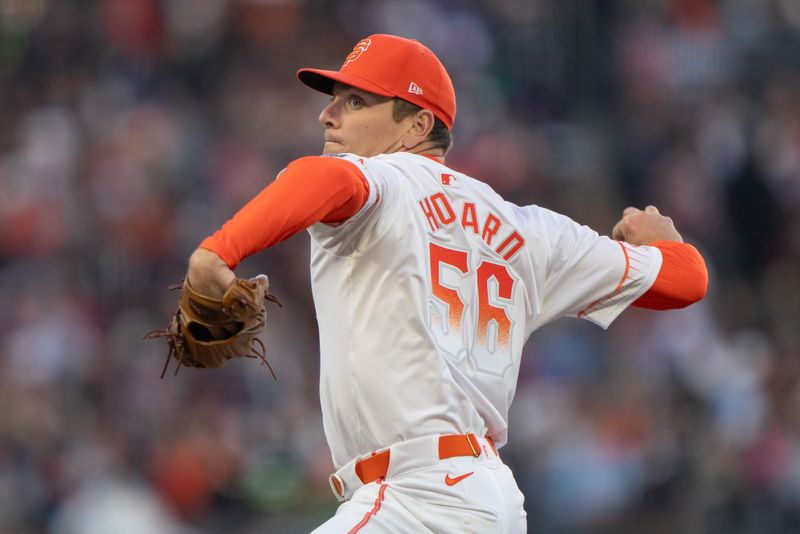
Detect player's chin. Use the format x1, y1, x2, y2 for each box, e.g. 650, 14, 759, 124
322, 141, 343, 154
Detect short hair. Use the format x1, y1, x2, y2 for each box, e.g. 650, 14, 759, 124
392, 98, 453, 154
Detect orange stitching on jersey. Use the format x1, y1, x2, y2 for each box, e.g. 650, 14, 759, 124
577, 241, 631, 318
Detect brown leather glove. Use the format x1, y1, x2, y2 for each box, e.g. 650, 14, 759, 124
146, 275, 281, 378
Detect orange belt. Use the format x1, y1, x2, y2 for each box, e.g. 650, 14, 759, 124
354, 433, 496, 484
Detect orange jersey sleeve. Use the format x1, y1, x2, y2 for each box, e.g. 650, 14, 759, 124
633, 240, 708, 310
199, 156, 369, 269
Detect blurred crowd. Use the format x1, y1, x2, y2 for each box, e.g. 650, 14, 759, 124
1, 0, 799, 532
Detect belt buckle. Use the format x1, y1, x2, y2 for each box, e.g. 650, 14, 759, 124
328, 473, 346, 502
467, 433, 480, 457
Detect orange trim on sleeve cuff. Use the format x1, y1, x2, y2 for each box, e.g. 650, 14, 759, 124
577, 241, 631, 318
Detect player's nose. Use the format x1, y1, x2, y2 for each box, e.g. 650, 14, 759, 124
319, 99, 340, 129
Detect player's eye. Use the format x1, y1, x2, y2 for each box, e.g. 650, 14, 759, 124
347, 95, 364, 109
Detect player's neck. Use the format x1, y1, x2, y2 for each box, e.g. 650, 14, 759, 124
403, 142, 446, 163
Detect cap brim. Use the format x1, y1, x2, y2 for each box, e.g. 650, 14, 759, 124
297, 68, 395, 98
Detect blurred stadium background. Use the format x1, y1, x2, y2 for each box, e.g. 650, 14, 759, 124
1, 0, 799, 532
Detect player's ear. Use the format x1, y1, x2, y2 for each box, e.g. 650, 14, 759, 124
402, 109, 435, 150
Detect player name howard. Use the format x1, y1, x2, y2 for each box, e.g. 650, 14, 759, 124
418, 191, 525, 261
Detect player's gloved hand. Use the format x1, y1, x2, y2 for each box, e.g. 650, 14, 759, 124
612, 205, 683, 245
145, 275, 281, 379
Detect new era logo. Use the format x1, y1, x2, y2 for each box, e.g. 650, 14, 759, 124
408, 82, 423, 95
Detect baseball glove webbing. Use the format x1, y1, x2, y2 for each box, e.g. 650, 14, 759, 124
145, 277, 281, 379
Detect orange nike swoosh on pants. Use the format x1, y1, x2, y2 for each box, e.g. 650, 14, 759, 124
444, 472, 474, 486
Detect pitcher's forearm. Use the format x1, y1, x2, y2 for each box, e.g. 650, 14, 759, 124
633, 241, 708, 310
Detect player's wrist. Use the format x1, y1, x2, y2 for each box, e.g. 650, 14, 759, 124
187, 248, 236, 297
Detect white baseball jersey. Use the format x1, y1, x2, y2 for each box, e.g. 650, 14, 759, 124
308, 152, 662, 469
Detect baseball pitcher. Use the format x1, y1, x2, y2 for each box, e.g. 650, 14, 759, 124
169, 34, 708, 533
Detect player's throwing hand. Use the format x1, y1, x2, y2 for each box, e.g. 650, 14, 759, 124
612, 205, 683, 245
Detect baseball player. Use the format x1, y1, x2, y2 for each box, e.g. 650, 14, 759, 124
185, 34, 708, 533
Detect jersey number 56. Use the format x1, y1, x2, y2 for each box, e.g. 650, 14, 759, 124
427, 242, 518, 376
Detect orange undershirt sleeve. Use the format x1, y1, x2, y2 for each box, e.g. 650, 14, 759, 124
633, 240, 708, 310
199, 156, 369, 269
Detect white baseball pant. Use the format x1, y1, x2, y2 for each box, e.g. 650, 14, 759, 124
311, 435, 527, 533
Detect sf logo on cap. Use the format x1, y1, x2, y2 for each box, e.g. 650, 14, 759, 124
343, 38, 371, 66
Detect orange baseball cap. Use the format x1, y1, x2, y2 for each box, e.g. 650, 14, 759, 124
297, 34, 456, 129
